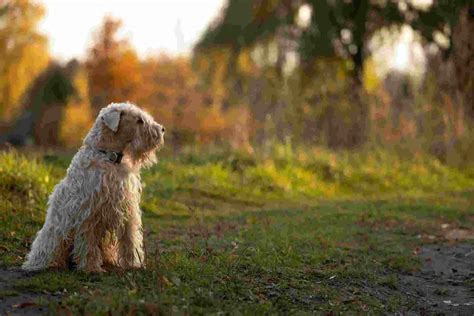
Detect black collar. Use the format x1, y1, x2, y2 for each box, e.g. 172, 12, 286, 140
98, 149, 124, 164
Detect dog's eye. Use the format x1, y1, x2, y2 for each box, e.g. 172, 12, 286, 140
137, 118, 144, 125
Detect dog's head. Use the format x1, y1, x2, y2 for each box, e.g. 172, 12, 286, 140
85, 102, 165, 167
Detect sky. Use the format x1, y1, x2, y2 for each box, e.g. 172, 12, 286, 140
38, 0, 427, 75
39, 0, 225, 60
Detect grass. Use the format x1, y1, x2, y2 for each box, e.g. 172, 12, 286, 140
0, 146, 473, 314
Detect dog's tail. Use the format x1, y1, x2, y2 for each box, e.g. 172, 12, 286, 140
22, 223, 59, 271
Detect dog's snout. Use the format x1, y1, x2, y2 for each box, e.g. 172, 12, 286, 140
155, 124, 165, 136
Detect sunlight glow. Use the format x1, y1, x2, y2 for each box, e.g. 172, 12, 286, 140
39, 0, 224, 60
393, 41, 410, 71
296, 4, 312, 29
370, 25, 426, 80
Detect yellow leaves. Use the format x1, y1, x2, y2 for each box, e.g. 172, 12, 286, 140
211, 49, 231, 101
193, 53, 212, 79
59, 99, 93, 148
237, 49, 256, 75
72, 68, 89, 97
363, 57, 380, 93
59, 68, 94, 147
0, 0, 49, 122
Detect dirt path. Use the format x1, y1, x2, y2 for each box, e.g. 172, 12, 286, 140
399, 244, 474, 314
0, 268, 55, 316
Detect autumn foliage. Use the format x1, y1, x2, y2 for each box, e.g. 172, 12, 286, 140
85, 17, 240, 146
0, 1, 472, 168
85, 16, 142, 114
0, 0, 49, 121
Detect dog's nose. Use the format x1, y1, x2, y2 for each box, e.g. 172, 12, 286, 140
156, 124, 165, 135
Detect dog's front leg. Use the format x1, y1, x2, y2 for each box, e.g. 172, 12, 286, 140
117, 205, 145, 269
22, 222, 62, 271
100, 232, 119, 267
74, 224, 106, 273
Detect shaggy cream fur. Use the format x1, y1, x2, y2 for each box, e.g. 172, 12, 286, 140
22, 102, 164, 273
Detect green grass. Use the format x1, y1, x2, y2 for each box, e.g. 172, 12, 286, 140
0, 151, 55, 265
0, 147, 473, 314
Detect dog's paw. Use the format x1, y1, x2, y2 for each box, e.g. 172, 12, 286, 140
129, 263, 146, 270
118, 260, 145, 270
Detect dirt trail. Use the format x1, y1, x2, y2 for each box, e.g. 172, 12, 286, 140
399, 244, 474, 315
0, 268, 54, 316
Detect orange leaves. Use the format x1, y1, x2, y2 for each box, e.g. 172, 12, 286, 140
137, 54, 255, 146
197, 106, 227, 143
80, 16, 253, 147
139, 55, 227, 144
85, 16, 142, 112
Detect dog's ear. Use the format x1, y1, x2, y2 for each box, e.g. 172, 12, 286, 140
101, 110, 121, 132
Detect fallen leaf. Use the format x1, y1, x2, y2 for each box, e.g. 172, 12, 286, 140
12, 301, 36, 309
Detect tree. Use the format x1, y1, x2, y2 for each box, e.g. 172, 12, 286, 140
0, 0, 50, 122
85, 16, 141, 113
194, 0, 473, 147
0, 60, 87, 147
196, 0, 470, 83
451, 5, 474, 120
139, 55, 227, 146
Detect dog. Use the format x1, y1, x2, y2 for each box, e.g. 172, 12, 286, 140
22, 102, 164, 273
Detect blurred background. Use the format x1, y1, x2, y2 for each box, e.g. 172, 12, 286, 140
0, 0, 472, 168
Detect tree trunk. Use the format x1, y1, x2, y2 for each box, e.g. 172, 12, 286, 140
452, 6, 474, 121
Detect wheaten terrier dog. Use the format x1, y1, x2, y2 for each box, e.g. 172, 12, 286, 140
22, 102, 164, 273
